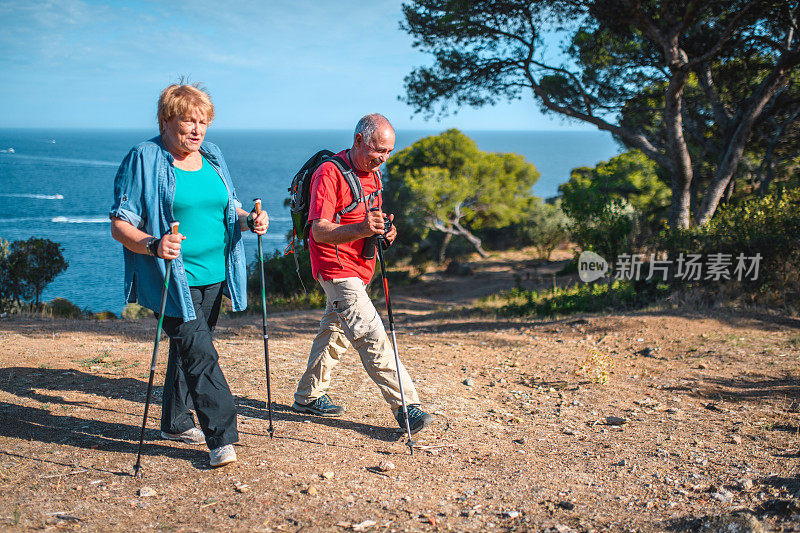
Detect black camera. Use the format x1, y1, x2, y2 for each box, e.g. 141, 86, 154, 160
361, 212, 393, 260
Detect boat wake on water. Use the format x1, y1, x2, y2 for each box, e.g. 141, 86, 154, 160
51, 216, 109, 224
0, 193, 64, 200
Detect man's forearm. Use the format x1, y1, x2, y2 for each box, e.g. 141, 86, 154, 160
312, 219, 370, 245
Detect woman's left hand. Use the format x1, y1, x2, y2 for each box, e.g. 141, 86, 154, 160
248, 210, 269, 235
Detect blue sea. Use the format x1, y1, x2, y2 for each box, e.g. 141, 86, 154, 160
0, 129, 620, 314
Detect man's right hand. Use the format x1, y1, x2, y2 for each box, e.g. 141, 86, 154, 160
360, 209, 387, 238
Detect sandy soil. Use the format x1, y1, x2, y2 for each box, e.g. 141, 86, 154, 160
1, 251, 800, 532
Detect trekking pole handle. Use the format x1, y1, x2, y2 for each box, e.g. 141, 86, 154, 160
254, 198, 262, 215
169, 221, 180, 235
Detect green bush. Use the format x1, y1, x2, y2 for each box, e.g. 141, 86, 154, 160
515, 199, 570, 260
122, 302, 154, 320
562, 196, 638, 269
46, 298, 84, 319
559, 150, 672, 264
479, 280, 670, 317
93, 310, 118, 320
657, 188, 800, 296
246, 247, 324, 311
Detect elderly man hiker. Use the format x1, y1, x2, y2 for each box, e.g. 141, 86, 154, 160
292, 113, 432, 434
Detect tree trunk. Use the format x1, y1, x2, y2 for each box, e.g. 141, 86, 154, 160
663, 57, 693, 229
438, 232, 453, 263
452, 220, 488, 258
696, 48, 800, 224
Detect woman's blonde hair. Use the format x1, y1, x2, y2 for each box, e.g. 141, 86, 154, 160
157, 81, 214, 134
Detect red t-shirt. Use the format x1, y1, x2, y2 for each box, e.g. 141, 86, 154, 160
308, 150, 382, 284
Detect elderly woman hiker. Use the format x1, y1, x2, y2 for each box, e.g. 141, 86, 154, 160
110, 82, 268, 468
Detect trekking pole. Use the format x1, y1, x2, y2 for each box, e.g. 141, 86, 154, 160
253, 199, 274, 438
375, 228, 415, 455
134, 221, 179, 478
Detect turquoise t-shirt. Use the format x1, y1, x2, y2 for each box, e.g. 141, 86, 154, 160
173, 157, 229, 286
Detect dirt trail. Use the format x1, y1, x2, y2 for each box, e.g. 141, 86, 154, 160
1, 253, 800, 532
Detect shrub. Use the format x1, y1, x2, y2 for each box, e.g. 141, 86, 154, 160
93, 311, 118, 320
46, 298, 83, 319
246, 247, 324, 311
657, 188, 800, 300
562, 195, 639, 270
122, 302, 154, 320
515, 200, 570, 260
478, 280, 669, 317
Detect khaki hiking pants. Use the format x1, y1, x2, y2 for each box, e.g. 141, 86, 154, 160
294, 276, 419, 413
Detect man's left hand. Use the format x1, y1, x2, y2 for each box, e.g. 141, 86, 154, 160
384, 214, 397, 244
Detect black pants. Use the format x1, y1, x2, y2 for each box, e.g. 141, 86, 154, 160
159, 282, 238, 450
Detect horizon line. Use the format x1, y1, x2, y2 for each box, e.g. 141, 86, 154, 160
0, 126, 607, 133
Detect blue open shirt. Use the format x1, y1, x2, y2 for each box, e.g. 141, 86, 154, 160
110, 136, 248, 320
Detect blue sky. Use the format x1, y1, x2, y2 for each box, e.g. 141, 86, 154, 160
0, 0, 587, 131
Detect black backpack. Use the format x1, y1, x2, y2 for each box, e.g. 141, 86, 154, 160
286, 150, 382, 288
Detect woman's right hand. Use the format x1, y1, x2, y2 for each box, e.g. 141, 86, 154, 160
158, 232, 185, 260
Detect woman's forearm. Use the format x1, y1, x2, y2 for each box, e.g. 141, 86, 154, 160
110, 217, 153, 255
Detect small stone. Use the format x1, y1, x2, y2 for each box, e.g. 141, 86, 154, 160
562, 428, 575, 435
512, 437, 526, 445
463, 378, 474, 386
731, 435, 743, 445
554, 525, 574, 533
605, 416, 627, 426
712, 488, 734, 502
234, 482, 249, 493
557, 500, 575, 510
698, 363, 708, 369
138, 486, 156, 497
377, 461, 396, 472
503, 510, 520, 519
615, 459, 627, 467
352, 519, 377, 531
739, 478, 754, 491
304, 485, 319, 496
321, 471, 335, 480
701, 514, 763, 533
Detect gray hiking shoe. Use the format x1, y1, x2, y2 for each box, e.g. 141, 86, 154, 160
396, 405, 432, 434
209, 444, 237, 468
161, 427, 206, 445
292, 394, 345, 417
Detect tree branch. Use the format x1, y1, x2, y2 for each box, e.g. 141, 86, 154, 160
688, 0, 760, 67
696, 63, 732, 128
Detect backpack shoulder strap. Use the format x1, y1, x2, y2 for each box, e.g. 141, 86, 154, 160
328, 155, 366, 220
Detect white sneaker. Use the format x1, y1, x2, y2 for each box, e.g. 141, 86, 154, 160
209, 444, 237, 468
161, 427, 206, 445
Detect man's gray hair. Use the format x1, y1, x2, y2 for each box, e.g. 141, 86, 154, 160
354, 113, 392, 143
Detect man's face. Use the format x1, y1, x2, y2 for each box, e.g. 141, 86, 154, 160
352, 126, 395, 173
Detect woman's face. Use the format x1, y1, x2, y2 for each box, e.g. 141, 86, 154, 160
161, 108, 208, 158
